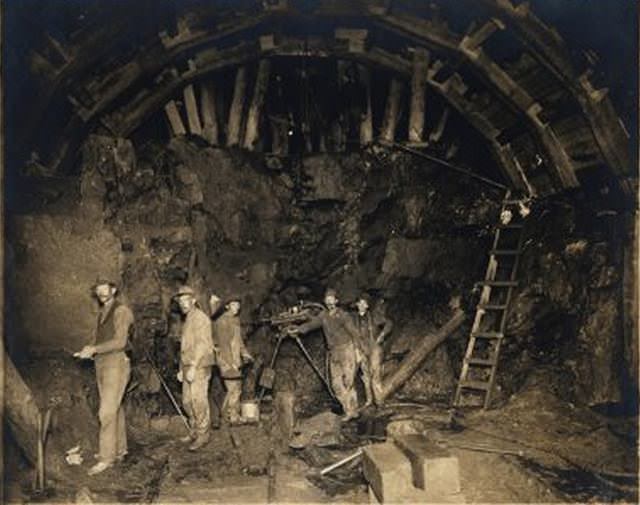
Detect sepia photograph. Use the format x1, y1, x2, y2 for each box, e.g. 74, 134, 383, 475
2, 0, 638, 503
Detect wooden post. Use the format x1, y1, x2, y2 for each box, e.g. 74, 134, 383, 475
227, 66, 248, 147
183, 84, 203, 136
408, 48, 430, 143
380, 78, 403, 143
377, 310, 466, 403
164, 100, 186, 136
429, 107, 450, 143
359, 64, 373, 145
5, 351, 71, 482
199, 81, 219, 145
243, 59, 271, 150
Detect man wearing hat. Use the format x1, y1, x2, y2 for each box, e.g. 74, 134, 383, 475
175, 286, 215, 450
353, 292, 393, 407
211, 295, 253, 425
287, 288, 361, 421
75, 277, 134, 475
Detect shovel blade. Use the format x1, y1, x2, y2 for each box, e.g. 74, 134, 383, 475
259, 367, 276, 389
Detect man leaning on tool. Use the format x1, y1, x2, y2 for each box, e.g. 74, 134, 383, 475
353, 293, 393, 407
175, 286, 215, 451
287, 288, 361, 421
75, 277, 134, 476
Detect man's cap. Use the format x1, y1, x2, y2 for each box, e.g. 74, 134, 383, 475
324, 288, 338, 298
357, 292, 372, 305
93, 276, 118, 290
224, 294, 242, 304
174, 285, 196, 297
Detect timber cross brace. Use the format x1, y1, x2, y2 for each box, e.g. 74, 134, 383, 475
12, 0, 636, 203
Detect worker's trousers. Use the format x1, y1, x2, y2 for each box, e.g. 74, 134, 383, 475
355, 343, 384, 405
182, 367, 212, 436
95, 352, 130, 463
222, 378, 242, 423
329, 343, 358, 416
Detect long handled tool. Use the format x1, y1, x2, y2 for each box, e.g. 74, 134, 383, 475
143, 349, 191, 433
293, 336, 337, 401
33, 408, 52, 492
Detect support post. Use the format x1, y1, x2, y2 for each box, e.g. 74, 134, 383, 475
377, 310, 466, 403
227, 66, 248, 147
243, 59, 271, 150
183, 84, 203, 136
380, 78, 404, 143
164, 100, 186, 136
359, 64, 373, 145
199, 81, 219, 145
408, 48, 430, 143
429, 107, 450, 143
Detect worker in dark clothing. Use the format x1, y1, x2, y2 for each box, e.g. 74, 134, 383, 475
211, 295, 253, 424
353, 293, 393, 407
74, 277, 134, 475
287, 288, 361, 421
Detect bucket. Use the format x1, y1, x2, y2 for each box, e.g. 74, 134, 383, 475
241, 400, 260, 423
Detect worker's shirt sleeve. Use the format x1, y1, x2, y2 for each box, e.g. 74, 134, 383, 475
94, 305, 134, 354
295, 314, 324, 334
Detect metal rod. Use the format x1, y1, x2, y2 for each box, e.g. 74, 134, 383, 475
386, 141, 509, 190
320, 449, 363, 475
293, 336, 337, 401
143, 350, 191, 432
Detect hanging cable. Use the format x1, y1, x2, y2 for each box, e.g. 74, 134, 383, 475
385, 140, 509, 191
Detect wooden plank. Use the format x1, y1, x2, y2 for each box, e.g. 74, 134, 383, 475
164, 100, 186, 136
358, 64, 373, 145
408, 48, 430, 143
243, 59, 271, 150
183, 84, 203, 136
199, 81, 219, 145
429, 107, 449, 143
380, 78, 404, 143
378, 309, 465, 403
227, 66, 248, 146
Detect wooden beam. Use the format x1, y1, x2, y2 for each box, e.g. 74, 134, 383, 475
408, 48, 430, 143
5, 350, 74, 483
199, 81, 219, 145
227, 66, 248, 147
377, 309, 466, 403
164, 100, 187, 136
243, 59, 271, 150
358, 64, 373, 145
429, 107, 450, 143
380, 78, 404, 143
460, 19, 504, 52
183, 84, 203, 136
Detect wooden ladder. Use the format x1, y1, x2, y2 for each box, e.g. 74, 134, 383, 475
453, 191, 527, 409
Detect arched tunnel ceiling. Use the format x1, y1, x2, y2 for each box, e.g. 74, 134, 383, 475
5, 0, 637, 200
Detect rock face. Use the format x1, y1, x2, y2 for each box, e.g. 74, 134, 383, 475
8, 215, 122, 354
7, 136, 633, 412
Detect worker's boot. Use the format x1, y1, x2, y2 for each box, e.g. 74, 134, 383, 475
188, 432, 210, 451
180, 431, 196, 443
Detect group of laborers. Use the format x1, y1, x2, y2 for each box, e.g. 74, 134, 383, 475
75, 279, 391, 476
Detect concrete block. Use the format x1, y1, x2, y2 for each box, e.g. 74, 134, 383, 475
394, 435, 461, 495
362, 442, 413, 503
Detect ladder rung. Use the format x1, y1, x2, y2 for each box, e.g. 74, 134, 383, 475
466, 357, 496, 366
460, 380, 491, 391
478, 280, 518, 287
472, 331, 504, 339
490, 249, 520, 255
478, 303, 508, 311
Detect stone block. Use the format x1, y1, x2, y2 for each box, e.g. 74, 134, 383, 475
394, 435, 460, 495
362, 442, 413, 503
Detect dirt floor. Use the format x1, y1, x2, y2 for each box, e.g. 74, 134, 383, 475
4, 357, 638, 503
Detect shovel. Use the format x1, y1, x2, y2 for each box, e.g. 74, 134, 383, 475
258, 334, 285, 401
